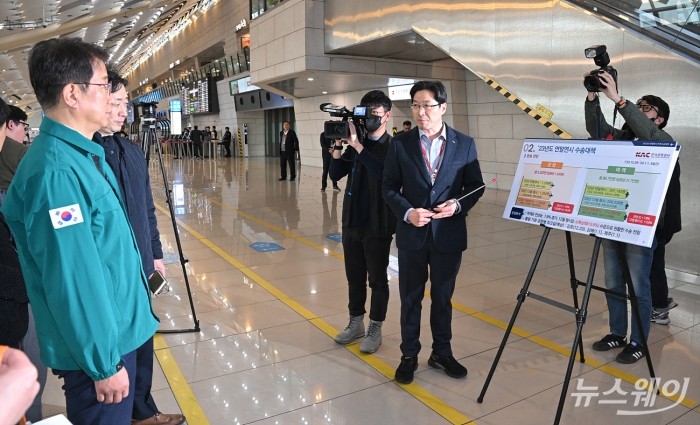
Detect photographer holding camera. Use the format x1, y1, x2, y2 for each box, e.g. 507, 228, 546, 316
585, 63, 681, 363
329, 90, 396, 354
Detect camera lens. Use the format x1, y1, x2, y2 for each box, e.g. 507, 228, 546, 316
583, 70, 602, 92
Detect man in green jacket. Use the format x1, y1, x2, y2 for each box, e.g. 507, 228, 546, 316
1, 38, 159, 425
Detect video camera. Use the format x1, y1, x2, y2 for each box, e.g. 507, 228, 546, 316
320, 103, 372, 139
139, 102, 158, 121
583, 45, 618, 93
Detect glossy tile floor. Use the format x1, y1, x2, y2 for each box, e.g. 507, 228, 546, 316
42, 155, 700, 424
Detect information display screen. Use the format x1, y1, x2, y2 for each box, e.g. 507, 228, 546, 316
181, 77, 219, 115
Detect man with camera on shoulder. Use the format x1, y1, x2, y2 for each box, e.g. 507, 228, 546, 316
584, 68, 681, 364
329, 90, 396, 354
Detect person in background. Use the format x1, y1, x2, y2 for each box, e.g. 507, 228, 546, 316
279, 120, 299, 181
395, 120, 412, 136
221, 126, 232, 157
0, 105, 30, 195
320, 131, 340, 192
2, 37, 159, 425
330, 90, 396, 354
0, 99, 46, 423
190, 125, 203, 159
211, 125, 218, 140
383, 80, 484, 384
93, 70, 185, 425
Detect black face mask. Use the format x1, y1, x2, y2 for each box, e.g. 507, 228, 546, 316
364, 116, 383, 133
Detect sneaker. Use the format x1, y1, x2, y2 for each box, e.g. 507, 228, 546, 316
334, 315, 365, 344
592, 334, 627, 351
332, 186, 341, 192
656, 297, 678, 313
395, 356, 418, 384
360, 320, 383, 353
616, 342, 646, 364
651, 310, 670, 325
428, 353, 468, 378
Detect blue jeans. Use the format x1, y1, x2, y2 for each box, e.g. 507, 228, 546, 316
602, 238, 656, 345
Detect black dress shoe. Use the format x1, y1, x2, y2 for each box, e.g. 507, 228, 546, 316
428, 353, 467, 378
395, 356, 418, 384
278, 177, 286, 181
290, 176, 296, 181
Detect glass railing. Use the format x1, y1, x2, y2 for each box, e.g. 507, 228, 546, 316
569, 0, 699, 63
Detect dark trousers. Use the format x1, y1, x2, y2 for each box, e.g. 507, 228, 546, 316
222, 142, 231, 157
193, 141, 203, 157
398, 231, 462, 357
342, 227, 392, 321
54, 350, 137, 425
280, 150, 296, 179
650, 239, 669, 308
132, 337, 158, 420
321, 152, 338, 189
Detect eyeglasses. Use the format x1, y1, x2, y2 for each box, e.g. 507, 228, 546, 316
635, 102, 659, 114
410, 103, 443, 111
77, 82, 112, 92
17, 121, 29, 129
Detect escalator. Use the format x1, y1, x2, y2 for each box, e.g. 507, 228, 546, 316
570, 1, 699, 63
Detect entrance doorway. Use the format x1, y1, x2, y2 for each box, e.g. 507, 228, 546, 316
264, 107, 295, 157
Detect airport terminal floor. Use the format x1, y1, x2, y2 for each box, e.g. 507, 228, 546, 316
42, 154, 700, 425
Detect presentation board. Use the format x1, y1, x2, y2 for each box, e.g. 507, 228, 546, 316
504, 139, 680, 247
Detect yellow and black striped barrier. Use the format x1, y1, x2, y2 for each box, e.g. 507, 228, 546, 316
237, 127, 243, 157
484, 77, 573, 139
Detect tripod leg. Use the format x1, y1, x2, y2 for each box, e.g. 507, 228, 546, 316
553, 237, 602, 425
149, 127, 200, 333
565, 232, 585, 363
478, 227, 551, 403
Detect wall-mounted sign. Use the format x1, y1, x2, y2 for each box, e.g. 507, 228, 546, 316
235, 19, 247, 32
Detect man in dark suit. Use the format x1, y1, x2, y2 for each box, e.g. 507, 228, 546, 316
279, 120, 299, 181
383, 80, 484, 384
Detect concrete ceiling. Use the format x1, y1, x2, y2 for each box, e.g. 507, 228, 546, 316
1, 2, 451, 112
265, 30, 450, 99
0, 0, 217, 113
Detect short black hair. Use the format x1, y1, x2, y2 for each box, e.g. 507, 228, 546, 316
403, 120, 411, 126
360, 90, 392, 111
28, 38, 109, 109
410, 80, 447, 105
639, 95, 670, 129
107, 68, 128, 93
0, 97, 9, 127
6, 105, 27, 125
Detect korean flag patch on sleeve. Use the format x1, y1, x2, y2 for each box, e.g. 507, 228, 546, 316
49, 204, 84, 229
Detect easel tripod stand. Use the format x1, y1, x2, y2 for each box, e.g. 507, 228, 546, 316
140, 107, 200, 334
477, 227, 656, 425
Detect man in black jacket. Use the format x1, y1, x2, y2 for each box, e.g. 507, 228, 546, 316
320, 131, 340, 192
279, 120, 299, 181
221, 126, 232, 157
190, 126, 203, 159
330, 90, 396, 354
94, 70, 185, 425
